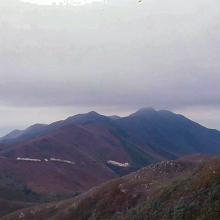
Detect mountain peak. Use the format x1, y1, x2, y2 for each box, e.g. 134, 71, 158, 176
25, 123, 47, 132
75, 111, 103, 120
86, 111, 100, 117
130, 107, 157, 117
65, 111, 108, 125
0, 129, 23, 140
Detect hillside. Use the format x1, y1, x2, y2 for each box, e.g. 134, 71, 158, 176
0, 108, 220, 217
1, 155, 219, 220
0, 109, 220, 194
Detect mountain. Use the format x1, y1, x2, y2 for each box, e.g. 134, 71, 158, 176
0, 130, 23, 141
2, 108, 220, 157
2, 155, 219, 220
0, 112, 111, 144
115, 108, 220, 156
0, 124, 47, 143
0, 108, 220, 217
0, 123, 120, 195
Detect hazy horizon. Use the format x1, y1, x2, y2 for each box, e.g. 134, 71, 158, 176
0, 0, 220, 135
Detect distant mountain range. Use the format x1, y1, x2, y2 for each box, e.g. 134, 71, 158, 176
0, 108, 220, 218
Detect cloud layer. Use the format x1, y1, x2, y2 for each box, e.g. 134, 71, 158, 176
0, 0, 220, 134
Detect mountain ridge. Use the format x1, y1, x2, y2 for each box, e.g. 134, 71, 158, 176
0, 108, 219, 215
0, 108, 220, 218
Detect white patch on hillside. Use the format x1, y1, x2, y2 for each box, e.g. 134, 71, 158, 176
107, 160, 129, 168
16, 157, 75, 165
16, 157, 41, 162
50, 158, 75, 165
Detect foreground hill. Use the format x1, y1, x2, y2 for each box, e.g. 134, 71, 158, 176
2, 155, 219, 220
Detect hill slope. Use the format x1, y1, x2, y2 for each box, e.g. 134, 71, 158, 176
0, 108, 220, 215
2, 155, 219, 220
0, 109, 220, 191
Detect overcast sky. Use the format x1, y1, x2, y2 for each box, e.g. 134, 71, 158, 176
22, 0, 102, 5
0, 0, 220, 136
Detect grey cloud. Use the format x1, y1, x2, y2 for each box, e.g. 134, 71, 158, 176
0, 0, 220, 133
